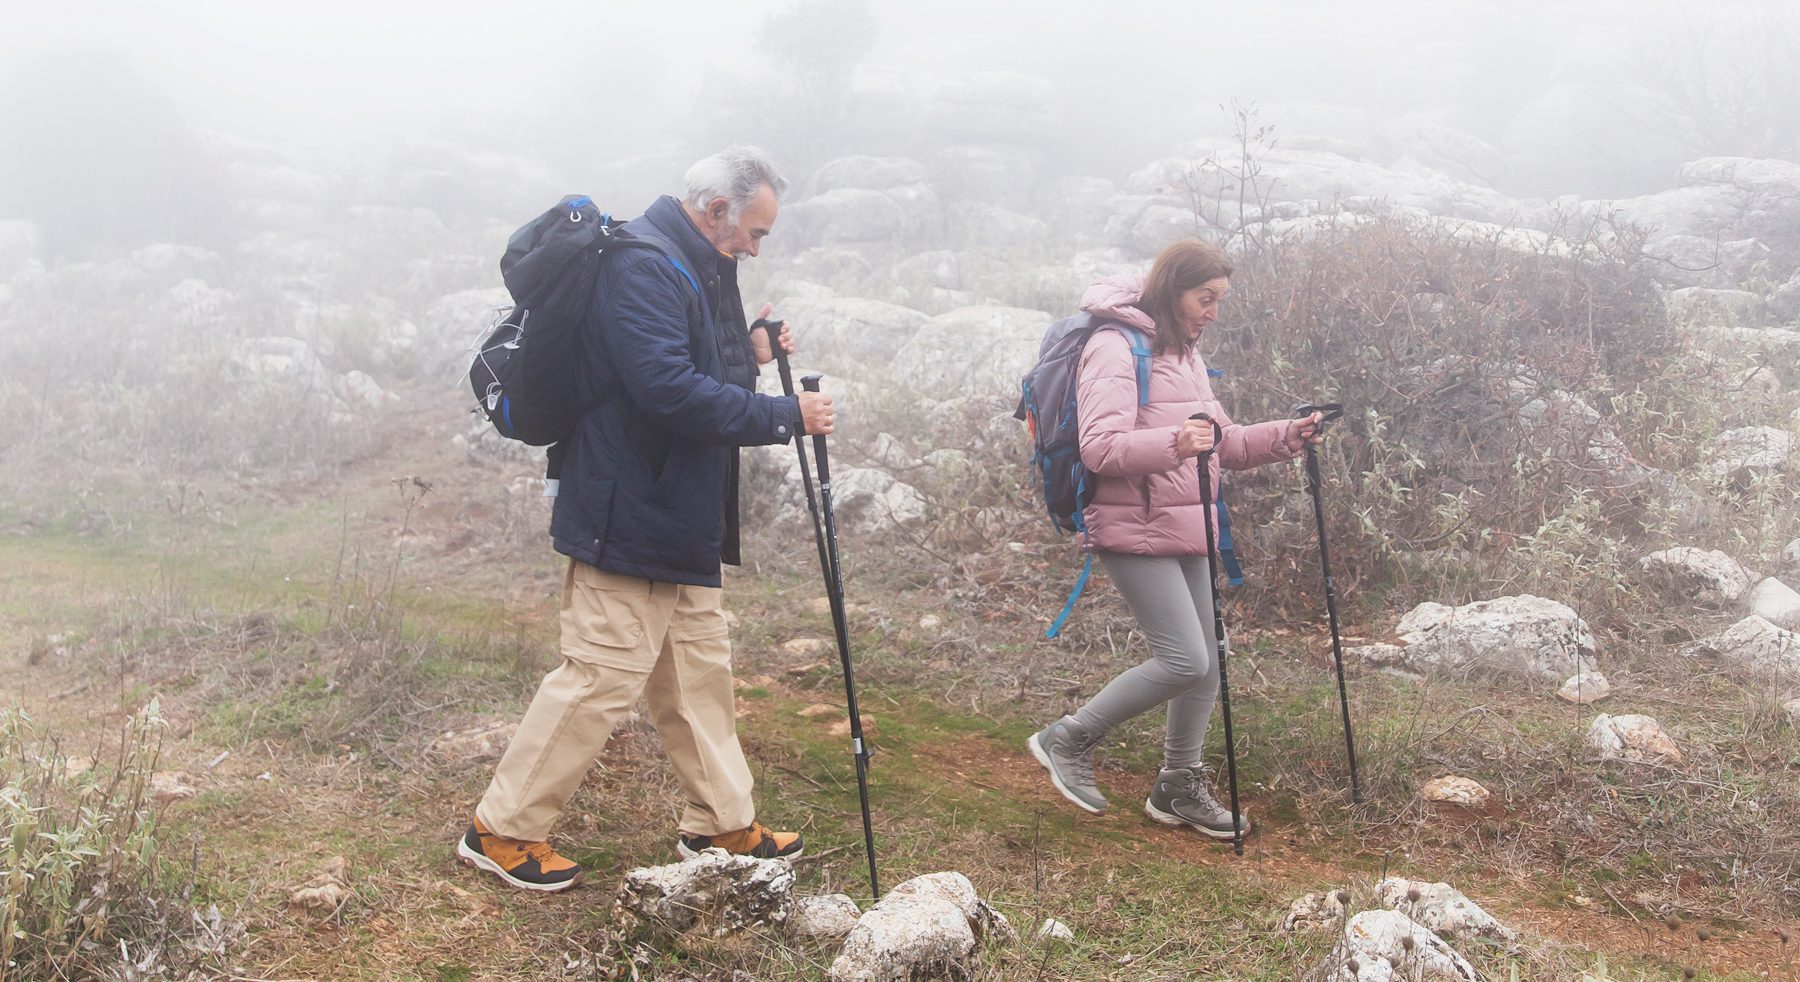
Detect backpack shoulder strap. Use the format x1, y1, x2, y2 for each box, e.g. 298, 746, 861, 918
1097, 322, 1153, 406
608, 231, 702, 300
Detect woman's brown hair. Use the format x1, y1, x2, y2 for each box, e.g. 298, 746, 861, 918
1137, 239, 1233, 354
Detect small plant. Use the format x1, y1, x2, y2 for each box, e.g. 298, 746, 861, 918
0, 703, 228, 981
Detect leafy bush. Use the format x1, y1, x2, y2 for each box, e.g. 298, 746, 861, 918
1, 704, 229, 981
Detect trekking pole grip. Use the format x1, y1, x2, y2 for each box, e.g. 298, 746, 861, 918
1188, 412, 1222, 458
801, 373, 830, 481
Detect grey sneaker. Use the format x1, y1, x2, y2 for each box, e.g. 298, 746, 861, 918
1028, 716, 1108, 814
1145, 766, 1249, 840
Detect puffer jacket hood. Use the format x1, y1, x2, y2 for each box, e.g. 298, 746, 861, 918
1079, 273, 1157, 336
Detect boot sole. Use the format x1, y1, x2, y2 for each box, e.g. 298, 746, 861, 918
676, 840, 803, 861
1144, 797, 1249, 841
457, 836, 580, 892
1027, 732, 1107, 815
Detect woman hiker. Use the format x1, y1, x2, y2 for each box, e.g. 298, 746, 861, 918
1028, 238, 1324, 840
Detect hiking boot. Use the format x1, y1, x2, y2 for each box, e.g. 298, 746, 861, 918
457, 817, 581, 892
677, 822, 804, 860
1028, 715, 1108, 814
1144, 766, 1250, 840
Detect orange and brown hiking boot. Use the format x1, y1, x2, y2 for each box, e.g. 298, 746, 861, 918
457, 817, 581, 892
677, 821, 804, 860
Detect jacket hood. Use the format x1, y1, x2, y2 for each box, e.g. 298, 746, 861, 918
1080, 273, 1156, 334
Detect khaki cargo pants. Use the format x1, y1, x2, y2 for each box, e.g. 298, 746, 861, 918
476, 559, 754, 841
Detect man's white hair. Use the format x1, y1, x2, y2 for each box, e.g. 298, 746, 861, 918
683, 146, 789, 220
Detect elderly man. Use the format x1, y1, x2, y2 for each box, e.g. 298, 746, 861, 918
458, 147, 833, 891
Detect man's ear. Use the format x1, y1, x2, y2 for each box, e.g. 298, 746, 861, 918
708, 199, 729, 224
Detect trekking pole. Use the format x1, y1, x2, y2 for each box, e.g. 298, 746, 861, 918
765, 321, 831, 584
802, 373, 880, 900
1293, 402, 1361, 804
1191, 412, 1244, 855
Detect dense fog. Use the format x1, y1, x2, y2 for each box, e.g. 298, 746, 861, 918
6, 0, 1798, 259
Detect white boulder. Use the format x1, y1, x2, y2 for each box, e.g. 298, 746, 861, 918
1376, 595, 1597, 679
790, 894, 863, 942
828, 872, 1013, 982
1692, 615, 1800, 675
1748, 578, 1800, 632
1035, 918, 1074, 942
1587, 713, 1683, 764
785, 188, 913, 246
1420, 776, 1491, 807
1705, 426, 1792, 482
1281, 890, 1349, 934
1321, 909, 1477, 981
1638, 547, 1754, 607
1557, 672, 1611, 704
1374, 878, 1518, 945
612, 849, 795, 937
767, 292, 930, 371
889, 305, 1049, 406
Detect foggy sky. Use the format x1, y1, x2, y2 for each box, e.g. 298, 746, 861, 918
8, 0, 1798, 195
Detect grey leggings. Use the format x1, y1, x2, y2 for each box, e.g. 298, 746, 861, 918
1071, 552, 1221, 770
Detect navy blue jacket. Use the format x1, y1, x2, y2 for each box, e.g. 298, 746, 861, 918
549, 195, 800, 586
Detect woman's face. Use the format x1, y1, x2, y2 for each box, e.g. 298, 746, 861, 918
1175, 277, 1231, 342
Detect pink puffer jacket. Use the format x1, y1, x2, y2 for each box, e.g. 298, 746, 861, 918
1077, 274, 1297, 556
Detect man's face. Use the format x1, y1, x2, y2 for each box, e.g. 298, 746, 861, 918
702, 184, 779, 261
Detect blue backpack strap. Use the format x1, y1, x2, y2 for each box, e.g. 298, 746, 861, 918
1046, 473, 1094, 639
1215, 483, 1245, 586
1123, 327, 1152, 406
1203, 365, 1245, 585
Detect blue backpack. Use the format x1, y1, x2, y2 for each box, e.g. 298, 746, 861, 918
1015, 314, 1152, 638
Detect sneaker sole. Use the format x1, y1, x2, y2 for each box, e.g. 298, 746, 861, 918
1143, 797, 1249, 841
456, 836, 580, 893
675, 841, 803, 861
1027, 732, 1107, 815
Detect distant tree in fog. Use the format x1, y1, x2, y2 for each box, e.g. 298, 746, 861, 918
696, 0, 879, 174
1625, 8, 1800, 161
0, 54, 224, 258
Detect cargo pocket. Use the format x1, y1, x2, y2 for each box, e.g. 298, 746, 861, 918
562, 564, 655, 669
668, 586, 730, 642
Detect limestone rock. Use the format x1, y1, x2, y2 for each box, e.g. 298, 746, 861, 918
1282, 891, 1348, 934
1420, 776, 1491, 807
1035, 918, 1074, 942
1383, 595, 1597, 679
1557, 672, 1611, 704
426, 721, 518, 763
149, 771, 198, 803
613, 849, 795, 937
829, 896, 974, 981
1783, 697, 1800, 721
790, 894, 862, 942
882, 871, 1015, 943
889, 305, 1049, 406
1374, 878, 1518, 945
1704, 426, 1792, 482
1638, 547, 1754, 607
288, 856, 351, 916
1587, 713, 1683, 764
1692, 615, 1800, 675
1748, 578, 1800, 632
783, 638, 832, 657
827, 872, 1014, 981
1664, 287, 1766, 326
1321, 909, 1477, 981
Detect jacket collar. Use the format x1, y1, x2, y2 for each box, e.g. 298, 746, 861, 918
644, 195, 734, 280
